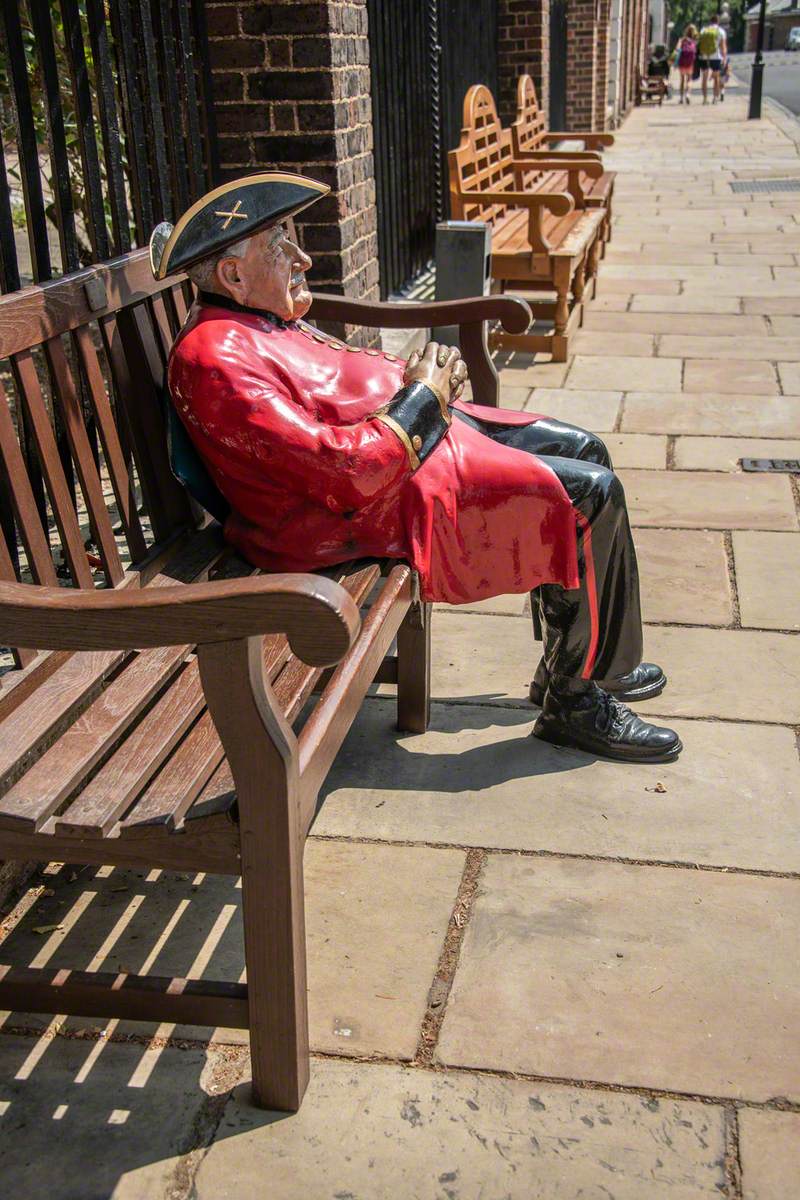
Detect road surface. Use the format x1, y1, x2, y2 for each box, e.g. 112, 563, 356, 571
729, 49, 800, 116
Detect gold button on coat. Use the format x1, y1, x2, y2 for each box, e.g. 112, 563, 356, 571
412, 435, 422, 451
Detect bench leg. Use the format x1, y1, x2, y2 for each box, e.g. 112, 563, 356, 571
199, 637, 310, 1112
552, 260, 572, 363
573, 259, 586, 302
397, 600, 431, 733
589, 234, 602, 282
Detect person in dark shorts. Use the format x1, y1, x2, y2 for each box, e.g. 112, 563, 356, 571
696, 17, 727, 104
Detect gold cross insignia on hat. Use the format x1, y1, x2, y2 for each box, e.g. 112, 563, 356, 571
214, 199, 248, 229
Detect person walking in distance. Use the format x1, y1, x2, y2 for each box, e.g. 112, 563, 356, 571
675, 24, 698, 104
697, 15, 727, 104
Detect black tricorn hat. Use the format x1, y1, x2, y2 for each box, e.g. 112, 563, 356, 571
149, 171, 330, 280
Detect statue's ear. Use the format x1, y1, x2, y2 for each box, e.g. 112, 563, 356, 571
215, 252, 246, 300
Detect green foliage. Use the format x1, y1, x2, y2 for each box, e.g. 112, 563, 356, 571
0, 0, 132, 266
669, 0, 748, 52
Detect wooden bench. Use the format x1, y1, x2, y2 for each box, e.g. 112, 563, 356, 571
636, 69, 668, 105
0, 248, 530, 1111
511, 74, 615, 246
449, 84, 607, 362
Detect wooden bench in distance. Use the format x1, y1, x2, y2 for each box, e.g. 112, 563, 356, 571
511, 74, 615, 246
0, 248, 530, 1111
637, 69, 668, 105
449, 84, 607, 362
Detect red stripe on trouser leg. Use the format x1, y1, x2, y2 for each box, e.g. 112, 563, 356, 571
576, 511, 599, 679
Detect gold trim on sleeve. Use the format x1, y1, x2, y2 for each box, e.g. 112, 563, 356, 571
372, 413, 421, 470
413, 379, 451, 424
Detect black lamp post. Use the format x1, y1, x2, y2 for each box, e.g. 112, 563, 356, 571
748, 0, 768, 119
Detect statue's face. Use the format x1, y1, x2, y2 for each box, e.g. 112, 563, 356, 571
215, 223, 313, 319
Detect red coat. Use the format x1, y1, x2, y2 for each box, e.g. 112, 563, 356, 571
168, 300, 580, 604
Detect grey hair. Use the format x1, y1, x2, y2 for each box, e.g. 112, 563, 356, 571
185, 237, 249, 290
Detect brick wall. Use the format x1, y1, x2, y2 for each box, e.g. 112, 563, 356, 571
203, 0, 380, 333
496, 0, 550, 125
595, 0, 611, 128
565, 0, 598, 129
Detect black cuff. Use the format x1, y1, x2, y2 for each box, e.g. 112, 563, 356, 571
372, 381, 450, 470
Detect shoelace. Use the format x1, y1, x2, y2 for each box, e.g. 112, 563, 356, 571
596, 691, 629, 739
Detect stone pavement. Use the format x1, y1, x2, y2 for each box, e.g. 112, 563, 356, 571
1, 95, 799, 1200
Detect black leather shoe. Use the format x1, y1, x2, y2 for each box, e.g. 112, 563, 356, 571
533, 683, 682, 763
529, 660, 666, 707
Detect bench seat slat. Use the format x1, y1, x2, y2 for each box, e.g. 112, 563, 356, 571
52, 659, 205, 837
0, 641, 191, 832
118, 708, 223, 835
271, 563, 381, 724
118, 631, 291, 836
0, 528, 227, 788
179, 563, 390, 829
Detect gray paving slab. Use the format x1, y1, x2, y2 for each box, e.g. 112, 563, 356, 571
622, 392, 800, 436
429, 612, 800, 723
636, 625, 800, 723
619, 469, 798, 531
429, 611, 533, 707
566, 355, 683, 392
0, 842, 464, 1060
436, 855, 800, 1101
683, 359, 779, 396
733, 531, 800, 631
604, 433, 667, 468
524, 387, 622, 431
0, 1031, 238, 1200
740, 1110, 800, 1200
314, 699, 800, 873
674, 437, 800, 472
193, 1057, 728, 1200
634, 529, 732, 626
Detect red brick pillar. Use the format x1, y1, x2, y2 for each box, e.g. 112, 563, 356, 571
496, 0, 550, 125
203, 0, 380, 318
566, 0, 598, 129
595, 0, 611, 129
621, 0, 635, 112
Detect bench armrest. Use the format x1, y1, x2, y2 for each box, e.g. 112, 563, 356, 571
456, 189, 574, 217
309, 293, 531, 335
514, 149, 603, 164
0, 575, 361, 667
512, 157, 604, 179
545, 131, 614, 149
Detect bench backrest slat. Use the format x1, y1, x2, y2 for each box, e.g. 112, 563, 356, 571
0, 252, 193, 672
449, 83, 551, 227
11, 347, 96, 589
511, 74, 548, 157
449, 85, 517, 225
43, 335, 125, 586
73, 325, 149, 562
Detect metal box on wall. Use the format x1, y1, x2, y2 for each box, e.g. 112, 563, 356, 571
432, 221, 492, 346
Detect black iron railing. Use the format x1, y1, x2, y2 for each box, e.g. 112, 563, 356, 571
549, 0, 568, 133
368, 0, 498, 299
0, 0, 219, 291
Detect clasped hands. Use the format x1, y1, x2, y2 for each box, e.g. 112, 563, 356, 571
404, 341, 468, 408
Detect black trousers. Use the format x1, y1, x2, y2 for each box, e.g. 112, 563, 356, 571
454, 411, 644, 686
